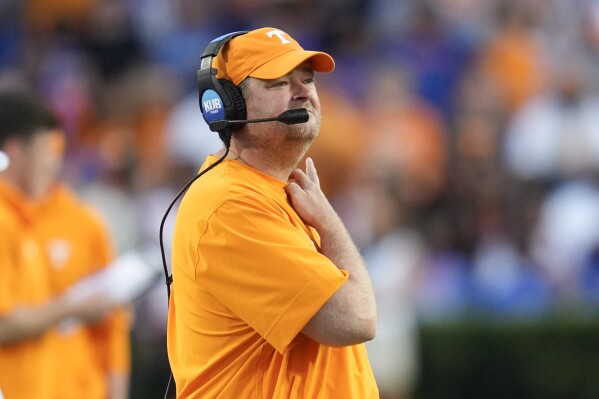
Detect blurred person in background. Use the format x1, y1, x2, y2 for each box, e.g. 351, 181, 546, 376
0, 89, 131, 399
478, 1, 548, 114
371, 0, 474, 121
361, 62, 447, 211
503, 55, 599, 183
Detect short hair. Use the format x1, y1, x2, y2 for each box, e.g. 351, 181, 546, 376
0, 90, 59, 147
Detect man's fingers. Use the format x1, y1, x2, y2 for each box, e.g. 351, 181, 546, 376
290, 167, 310, 188
289, 158, 320, 191
305, 157, 320, 185
286, 181, 298, 191
285, 181, 302, 195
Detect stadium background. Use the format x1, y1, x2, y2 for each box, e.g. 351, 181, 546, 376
3, 0, 599, 397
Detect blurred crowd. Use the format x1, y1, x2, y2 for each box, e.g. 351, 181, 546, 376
3, 0, 599, 397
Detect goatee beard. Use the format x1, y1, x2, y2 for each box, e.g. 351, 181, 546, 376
286, 123, 318, 142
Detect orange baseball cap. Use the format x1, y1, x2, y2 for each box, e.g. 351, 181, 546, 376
214, 27, 335, 85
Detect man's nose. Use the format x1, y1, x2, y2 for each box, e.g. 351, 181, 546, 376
292, 83, 313, 101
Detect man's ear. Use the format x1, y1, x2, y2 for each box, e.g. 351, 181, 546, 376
0, 137, 24, 171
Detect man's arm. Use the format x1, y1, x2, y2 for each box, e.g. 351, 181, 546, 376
0, 294, 116, 344
286, 157, 377, 346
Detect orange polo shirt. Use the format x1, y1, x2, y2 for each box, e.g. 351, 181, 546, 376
33, 183, 131, 399
167, 156, 379, 398
0, 179, 56, 399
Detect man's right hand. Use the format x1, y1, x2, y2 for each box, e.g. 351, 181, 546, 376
286, 157, 336, 231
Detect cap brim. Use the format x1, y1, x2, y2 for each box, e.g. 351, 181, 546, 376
249, 50, 335, 80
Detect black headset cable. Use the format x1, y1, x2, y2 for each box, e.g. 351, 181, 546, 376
159, 132, 231, 399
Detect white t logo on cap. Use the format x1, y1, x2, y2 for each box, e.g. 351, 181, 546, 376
266, 30, 291, 44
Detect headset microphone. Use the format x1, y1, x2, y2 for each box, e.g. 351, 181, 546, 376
207, 108, 309, 132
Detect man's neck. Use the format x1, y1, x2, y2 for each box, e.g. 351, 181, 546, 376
222, 141, 310, 182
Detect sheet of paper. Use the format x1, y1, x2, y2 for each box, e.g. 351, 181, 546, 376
66, 250, 159, 305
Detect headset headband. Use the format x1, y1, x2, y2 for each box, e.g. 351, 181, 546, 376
197, 31, 249, 132
197, 30, 249, 94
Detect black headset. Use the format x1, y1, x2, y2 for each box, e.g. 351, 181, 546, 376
197, 31, 249, 133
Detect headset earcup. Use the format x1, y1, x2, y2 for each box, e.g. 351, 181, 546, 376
219, 79, 246, 131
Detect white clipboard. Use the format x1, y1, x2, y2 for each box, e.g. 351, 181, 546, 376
66, 250, 159, 305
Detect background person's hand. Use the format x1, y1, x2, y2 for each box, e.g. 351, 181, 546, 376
67, 292, 118, 325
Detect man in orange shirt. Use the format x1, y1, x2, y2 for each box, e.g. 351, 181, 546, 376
167, 27, 378, 398
0, 90, 130, 399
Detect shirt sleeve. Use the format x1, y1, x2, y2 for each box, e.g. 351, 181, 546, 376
196, 196, 348, 354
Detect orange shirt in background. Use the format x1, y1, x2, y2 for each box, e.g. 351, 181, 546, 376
168, 156, 379, 399
24, 0, 95, 33
479, 27, 547, 113
33, 184, 131, 399
0, 180, 56, 399
366, 103, 447, 207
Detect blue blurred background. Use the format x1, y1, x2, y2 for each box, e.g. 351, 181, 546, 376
3, 0, 599, 397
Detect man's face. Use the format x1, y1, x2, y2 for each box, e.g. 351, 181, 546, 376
243, 62, 322, 144
6, 129, 65, 199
